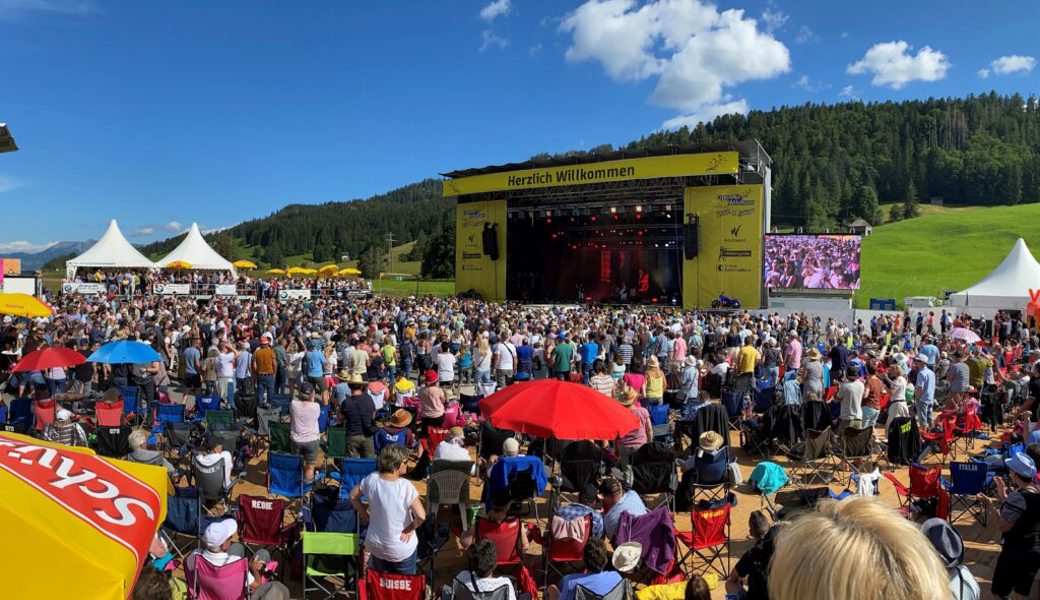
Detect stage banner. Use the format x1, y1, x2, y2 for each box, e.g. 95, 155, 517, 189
214, 284, 237, 296
455, 200, 506, 301
154, 283, 191, 295
278, 289, 311, 300
443, 152, 739, 197
684, 184, 764, 308
63, 282, 106, 295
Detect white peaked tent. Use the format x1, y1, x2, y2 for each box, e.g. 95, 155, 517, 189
65, 220, 156, 278
949, 238, 1040, 310
155, 223, 237, 275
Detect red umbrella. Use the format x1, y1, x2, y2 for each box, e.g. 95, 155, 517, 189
478, 379, 640, 440
11, 347, 86, 372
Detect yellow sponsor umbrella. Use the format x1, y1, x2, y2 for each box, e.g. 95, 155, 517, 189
0, 432, 169, 599
233, 260, 257, 269
165, 260, 192, 270
0, 293, 54, 318
265, 268, 285, 276
286, 266, 310, 276
300, 268, 318, 275
339, 267, 362, 276
317, 264, 338, 275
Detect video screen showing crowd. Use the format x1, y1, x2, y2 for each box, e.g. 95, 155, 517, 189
763, 234, 862, 290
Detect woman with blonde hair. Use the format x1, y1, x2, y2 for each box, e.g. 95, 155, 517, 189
769, 497, 949, 600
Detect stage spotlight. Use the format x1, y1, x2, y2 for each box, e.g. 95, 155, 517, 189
635, 205, 643, 213
664, 204, 672, 211
610, 206, 617, 214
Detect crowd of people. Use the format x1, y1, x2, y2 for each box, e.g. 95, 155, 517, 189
4, 291, 1040, 600
763, 235, 862, 290
61, 269, 372, 300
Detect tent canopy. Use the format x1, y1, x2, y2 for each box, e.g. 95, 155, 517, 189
155, 223, 237, 275
949, 238, 1040, 310
65, 220, 156, 278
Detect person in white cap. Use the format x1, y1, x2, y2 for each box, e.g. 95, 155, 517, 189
979, 451, 1040, 600
185, 519, 289, 599
913, 353, 936, 427
42, 407, 88, 447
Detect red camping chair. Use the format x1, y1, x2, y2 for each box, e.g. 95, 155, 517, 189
474, 516, 524, 571
675, 499, 731, 578
363, 569, 426, 600
542, 514, 592, 588
237, 494, 297, 562
921, 412, 957, 465
34, 399, 56, 433
954, 406, 984, 451
95, 400, 124, 428
884, 463, 947, 519
424, 427, 451, 454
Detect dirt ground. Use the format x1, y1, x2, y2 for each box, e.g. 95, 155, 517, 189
165, 388, 1007, 600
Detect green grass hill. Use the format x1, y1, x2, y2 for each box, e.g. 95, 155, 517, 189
856, 203, 1040, 307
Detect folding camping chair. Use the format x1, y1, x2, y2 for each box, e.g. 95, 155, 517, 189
473, 516, 524, 576
837, 426, 875, 486
505, 465, 542, 524
882, 417, 921, 469
630, 441, 678, 511
269, 394, 292, 416
364, 569, 426, 600
33, 398, 56, 433
648, 403, 672, 444
615, 505, 676, 579
192, 455, 240, 516
333, 458, 378, 499
687, 446, 732, 502
675, 496, 732, 578
302, 531, 360, 600
542, 514, 592, 588
416, 515, 452, 586
801, 400, 831, 433
205, 409, 234, 431
95, 425, 131, 458
120, 386, 142, 420
2, 397, 33, 433
95, 399, 124, 428
920, 412, 957, 466
884, 463, 946, 520
426, 426, 451, 453
574, 580, 632, 600
374, 426, 410, 454
450, 579, 511, 600
255, 406, 282, 454
268, 420, 293, 454
954, 406, 984, 452
161, 486, 205, 559
185, 548, 249, 600
268, 452, 317, 500
718, 390, 743, 433
945, 461, 989, 525
235, 389, 258, 421
787, 427, 833, 487
238, 494, 298, 566
156, 402, 185, 427
193, 395, 221, 420
163, 420, 195, 461
323, 427, 349, 473
555, 440, 603, 504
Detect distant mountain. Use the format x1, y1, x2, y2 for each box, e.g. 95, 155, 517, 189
7, 240, 94, 271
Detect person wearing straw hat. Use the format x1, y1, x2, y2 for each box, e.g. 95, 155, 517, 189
340, 374, 376, 458
618, 386, 652, 455
919, 518, 980, 600
433, 426, 470, 462
547, 538, 622, 600
800, 347, 824, 398
377, 408, 416, 451
979, 452, 1040, 600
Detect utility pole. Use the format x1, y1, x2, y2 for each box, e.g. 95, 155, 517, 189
386, 232, 396, 275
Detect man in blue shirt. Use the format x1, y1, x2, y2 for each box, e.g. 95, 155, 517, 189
919, 336, 940, 369
598, 477, 647, 541
579, 337, 599, 385
913, 353, 936, 427
304, 340, 329, 402
548, 538, 623, 600
182, 337, 202, 396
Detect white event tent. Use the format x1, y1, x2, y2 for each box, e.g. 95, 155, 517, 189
155, 223, 237, 276
65, 220, 156, 278
949, 238, 1040, 310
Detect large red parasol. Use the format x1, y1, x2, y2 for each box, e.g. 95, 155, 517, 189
478, 379, 640, 440
11, 347, 86, 372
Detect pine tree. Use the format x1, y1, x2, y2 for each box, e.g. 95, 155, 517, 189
903, 181, 920, 218
888, 203, 903, 223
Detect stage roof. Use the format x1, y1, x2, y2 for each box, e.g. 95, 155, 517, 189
441, 140, 770, 179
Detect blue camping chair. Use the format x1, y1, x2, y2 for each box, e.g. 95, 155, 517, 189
161, 486, 207, 559
332, 458, 378, 499
3, 397, 33, 433
306, 492, 364, 536
270, 394, 292, 416
374, 428, 410, 454
720, 389, 743, 430
267, 452, 317, 499
648, 403, 671, 443
753, 386, 776, 413
194, 396, 221, 420
945, 461, 990, 525
690, 446, 731, 501
157, 403, 185, 425
318, 404, 331, 433
120, 386, 142, 414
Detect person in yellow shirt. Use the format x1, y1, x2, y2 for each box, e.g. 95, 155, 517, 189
736, 336, 761, 392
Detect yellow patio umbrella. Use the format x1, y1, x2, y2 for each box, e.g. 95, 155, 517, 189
286, 266, 310, 276
0, 432, 169, 599
300, 268, 318, 275
165, 260, 192, 270
317, 264, 338, 275
266, 268, 285, 276
0, 293, 54, 318
339, 267, 362, 276
233, 260, 258, 269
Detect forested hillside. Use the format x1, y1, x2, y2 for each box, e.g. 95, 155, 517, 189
139, 93, 1040, 277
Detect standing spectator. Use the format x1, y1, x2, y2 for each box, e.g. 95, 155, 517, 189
290, 381, 323, 484
835, 366, 864, 436
493, 336, 517, 388
801, 348, 824, 398
350, 444, 427, 575
861, 362, 884, 430
946, 351, 970, 408
643, 356, 666, 406
736, 336, 761, 392
783, 330, 802, 374
914, 353, 937, 428
579, 336, 599, 385
551, 336, 575, 381
304, 340, 329, 403
216, 341, 237, 403
233, 341, 253, 410
252, 334, 277, 408
979, 452, 1040, 600
589, 360, 616, 398
340, 376, 376, 458
435, 341, 457, 391
474, 337, 493, 385
418, 370, 446, 434
201, 348, 218, 397
182, 337, 202, 397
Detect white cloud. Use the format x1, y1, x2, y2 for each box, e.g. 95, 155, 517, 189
0, 240, 57, 253
529, 43, 543, 57
840, 31, 848, 39
661, 99, 748, 130
560, 0, 790, 129
130, 226, 156, 237
163, 220, 183, 232
479, 29, 509, 52
479, 0, 510, 22
793, 74, 827, 93
989, 54, 1035, 76
847, 40, 949, 89
0, 175, 27, 193
978, 68, 990, 79
0, 0, 95, 18
795, 25, 816, 44
838, 84, 858, 99
760, 6, 787, 33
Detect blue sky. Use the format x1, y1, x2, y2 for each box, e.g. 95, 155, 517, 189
0, 0, 1037, 251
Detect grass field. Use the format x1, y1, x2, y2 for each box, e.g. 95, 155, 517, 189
855, 203, 1040, 307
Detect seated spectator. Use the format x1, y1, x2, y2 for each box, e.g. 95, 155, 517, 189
685, 576, 711, 600
194, 434, 235, 488
726, 510, 778, 600
451, 539, 524, 600
782, 373, 803, 406
185, 520, 289, 599
598, 476, 647, 541
434, 426, 471, 462
546, 538, 623, 600
769, 497, 949, 600
126, 428, 178, 478
554, 483, 605, 539
377, 409, 416, 450
42, 408, 88, 447
919, 518, 981, 600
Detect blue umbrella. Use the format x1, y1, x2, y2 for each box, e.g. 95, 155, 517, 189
88, 340, 162, 364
